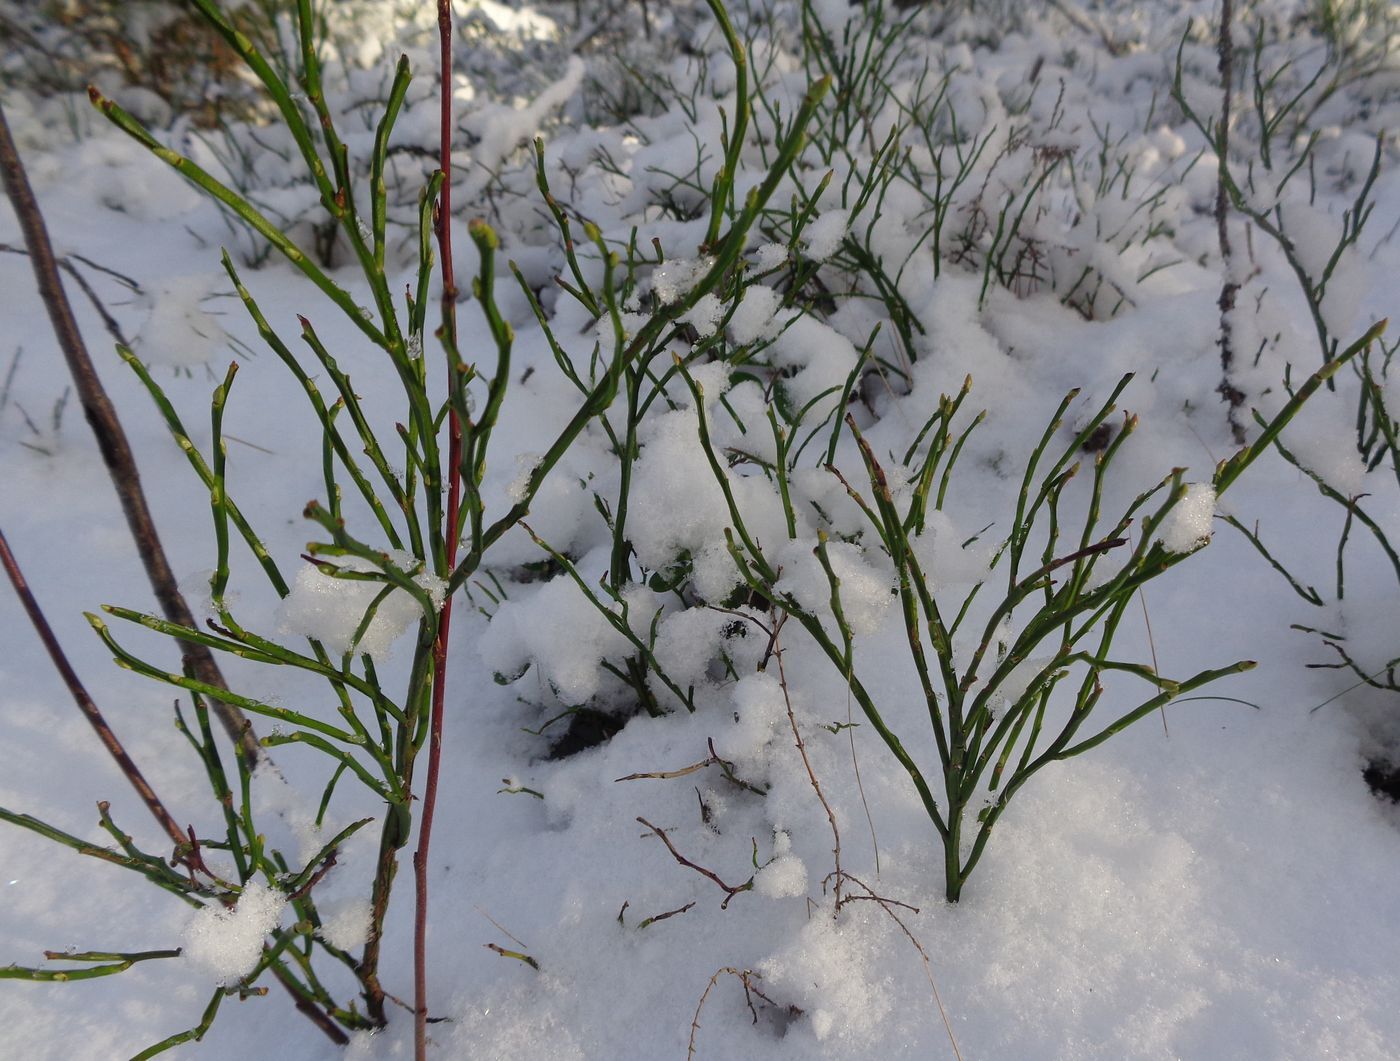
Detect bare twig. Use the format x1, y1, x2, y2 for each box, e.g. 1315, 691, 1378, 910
1215, 0, 1247, 442
827, 872, 962, 1061
0, 244, 135, 347
1137, 530, 1169, 736
688, 967, 786, 1060
638, 901, 695, 929
0, 101, 261, 765
771, 618, 845, 909
0, 526, 186, 852
614, 737, 766, 795
636, 817, 754, 909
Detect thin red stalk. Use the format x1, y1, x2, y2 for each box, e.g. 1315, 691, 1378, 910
413, 1, 461, 1057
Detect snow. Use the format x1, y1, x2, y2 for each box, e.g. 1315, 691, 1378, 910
134, 275, 228, 368
1159, 483, 1217, 554
652, 257, 714, 305
728, 283, 785, 345
5, 2, 1400, 1059
182, 881, 287, 985
318, 897, 373, 953
802, 210, 849, 262
278, 554, 448, 659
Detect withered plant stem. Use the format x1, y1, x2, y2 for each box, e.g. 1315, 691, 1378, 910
1216, 0, 1247, 442
769, 617, 845, 911
0, 101, 261, 765
0, 526, 186, 851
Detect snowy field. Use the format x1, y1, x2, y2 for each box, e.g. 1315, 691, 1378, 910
3, 1, 1400, 1058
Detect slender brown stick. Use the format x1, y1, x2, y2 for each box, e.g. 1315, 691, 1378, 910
688, 967, 779, 1060
4, 523, 346, 1046
412, 1, 462, 1056
0, 526, 185, 850
1215, 0, 1247, 443
830, 872, 963, 1061
636, 817, 754, 909
771, 618, 845, 910
0, 101, 261, 765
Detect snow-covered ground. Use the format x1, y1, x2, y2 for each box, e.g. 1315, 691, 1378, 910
3, 2, 1400, 1058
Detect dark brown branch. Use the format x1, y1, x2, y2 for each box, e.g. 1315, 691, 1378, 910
636, 816, 754, 909
1216, 0, 1247, 443
0, 526, 186, 852
0, 101, 261, 765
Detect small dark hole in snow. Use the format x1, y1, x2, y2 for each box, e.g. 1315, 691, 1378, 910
1363, 759, 1400, 802
544, 709, 627, 761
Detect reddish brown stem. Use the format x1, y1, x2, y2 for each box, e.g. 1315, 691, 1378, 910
636, 817, 754, 909
0, 100, 261, 765
413, 2, 462, 1057
0, 526, 186, 852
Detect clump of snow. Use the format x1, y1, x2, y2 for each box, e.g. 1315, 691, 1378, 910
651, 607, 727, 687
803, 210, 849, 261
506, 452, 542, 503
460, 56, 584, 194
775, 539, 893, 635
478, 570, 645, 703
135, 275, 228, 367
752, 242, 788, 272
183, 880, 286, 985
755, 853, 809, 899
676, 360, 732, 410
911, 509, 996, 589
652, 257, 713, 304
769, 315, 859, 421
317, 897, 372, 952
995, 655, 1057, 711
1286, 416, 1369, 496
277, 553, 447, 658
728, 284, 785, 345
759, 903, 896, 1044
626, 406, 789, 603
680, 293, 725, 338
729, 672, 790, 769
1158, 484, 1217, 553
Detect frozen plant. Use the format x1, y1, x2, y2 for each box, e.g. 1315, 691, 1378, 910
1173, 4, 1400, 715
2, 0, 834, 1056
677, 328, 1381, 902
